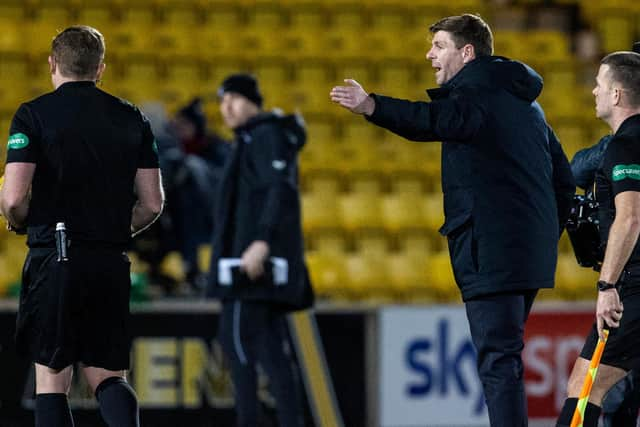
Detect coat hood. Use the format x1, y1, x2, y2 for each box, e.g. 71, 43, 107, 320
429, 56, 543, 103
234, 110, 307, 151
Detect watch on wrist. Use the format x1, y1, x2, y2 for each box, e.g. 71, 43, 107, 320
597, 280, 616, 291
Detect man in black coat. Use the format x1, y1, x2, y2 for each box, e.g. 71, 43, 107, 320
331, 14, 575, 426
207, 74, 313, 427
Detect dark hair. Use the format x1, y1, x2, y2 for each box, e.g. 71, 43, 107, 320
177, 97, 206, 137
51, 25, 105, 79
429, 14, 493, 57
601, 51, 640, 107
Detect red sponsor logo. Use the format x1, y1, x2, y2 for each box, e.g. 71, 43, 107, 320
524, 309, 594, 417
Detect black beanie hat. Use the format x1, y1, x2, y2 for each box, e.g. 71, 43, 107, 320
217, 73, 263, 107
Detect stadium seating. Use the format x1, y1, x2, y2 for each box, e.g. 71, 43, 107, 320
0, 0, 629, 302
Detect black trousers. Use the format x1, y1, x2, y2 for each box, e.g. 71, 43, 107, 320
218, 300, 304, 427
465, 289, 538, 427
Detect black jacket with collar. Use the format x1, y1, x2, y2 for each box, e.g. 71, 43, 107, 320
366, 55, 575, 300
206, 112, 313, 310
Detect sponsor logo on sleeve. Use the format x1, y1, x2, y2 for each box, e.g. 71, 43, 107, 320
7, 133, 29, 150
612, 164, 640, 181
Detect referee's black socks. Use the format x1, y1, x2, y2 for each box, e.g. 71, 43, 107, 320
95, 377, 140, 427
556, 397, 602, 427
35, 393, 74, 427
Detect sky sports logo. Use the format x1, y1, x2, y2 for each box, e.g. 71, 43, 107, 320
612, 164, 640, 181
404, 319, 485, 415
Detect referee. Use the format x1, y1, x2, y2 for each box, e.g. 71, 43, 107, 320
556, 51, 640, 426
0, 26, 163, 427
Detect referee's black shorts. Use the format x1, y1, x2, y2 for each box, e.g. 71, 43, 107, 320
15, 246, 132, 371
580, 285, 640, 371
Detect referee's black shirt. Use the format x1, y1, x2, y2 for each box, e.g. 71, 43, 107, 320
595, 114, 640, 269
4, 81, 159, 249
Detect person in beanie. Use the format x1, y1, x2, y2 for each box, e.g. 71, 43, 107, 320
207, 73, 313, 427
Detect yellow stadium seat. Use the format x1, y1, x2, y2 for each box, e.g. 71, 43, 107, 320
294, 59, 333, 87
427, 250, 459, 301
343, 252, 391, 300
329, 4, 367, 30
353, 232, 389, 256
289, 4, 326, 31
312, 230, 348, 254
343, 140, 386, 175
387, 253, 434, 302
108, 61, 162, 105
389, 175, 425, 195
0, 17, 23, 54
304, 115, 337, 143
163, 4, 201, 27
383, 141, 441, 185
76, 4, 117, 30
304, 173, 342, 196
306, 251, 348, 299
25, 20, 66, 58
302, 193, 341, 232
322, 30, 365, 60
0, 3, 28, 54
0, 58, 31, 106
299, 140, 344, 175
286, 32, 328, 59
493, 30, 522, 59
161, 251, 185, 283
555, 253, 599, 300
423, 193, 444, 232
120, 5, 156, 29
369, 4, 410, 31
377, 62, 415, 97
553, 119, 592, 158
198, 245, 211, 273
107, 25, 154, 58
333, 59, 376, 86
339, 192, 384, 232
342, 121, 383, 144
527, 31, 570, 63
381, 193, 427, 233
596, 11, 634, 53
208, 60, 248, 90
154, 27, 209, 60
348, 173, 384, 195
245, 2, 286, 29
398, 232, 435, 254
203, 3, 242, 29
540, 60, 577, 93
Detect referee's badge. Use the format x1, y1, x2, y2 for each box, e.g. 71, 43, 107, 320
7, 133, 29, 150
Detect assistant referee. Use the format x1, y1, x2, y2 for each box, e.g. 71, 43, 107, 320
0, 26, 163, 427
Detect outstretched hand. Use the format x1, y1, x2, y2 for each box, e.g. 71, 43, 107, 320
330, 79, 376, 115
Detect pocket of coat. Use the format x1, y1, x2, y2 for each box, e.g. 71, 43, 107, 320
447, 220, 479, 284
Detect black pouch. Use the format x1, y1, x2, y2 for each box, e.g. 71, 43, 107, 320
566, 194, 602, 270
